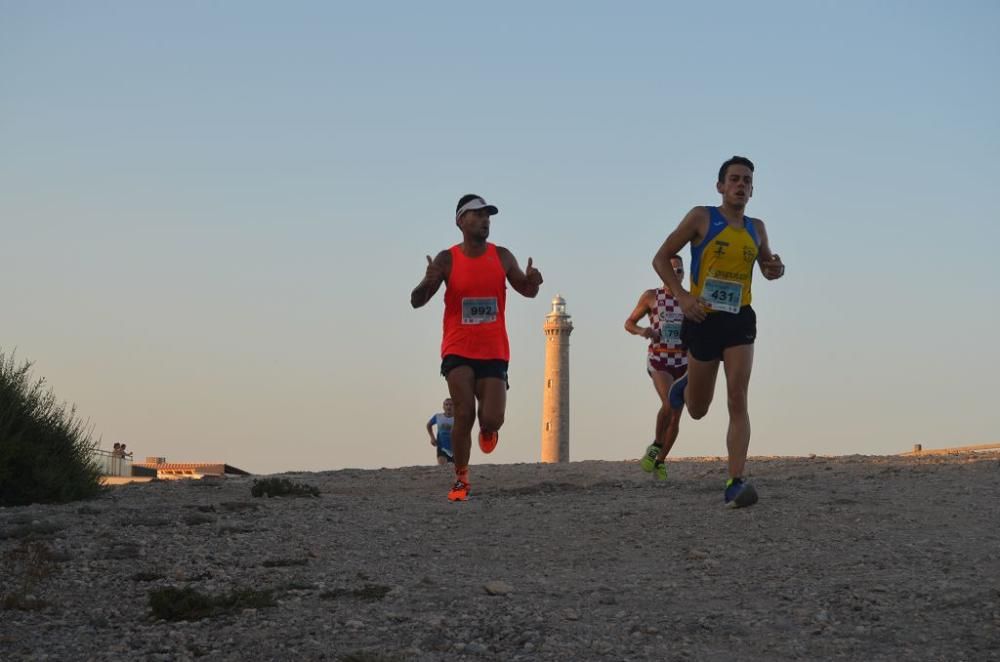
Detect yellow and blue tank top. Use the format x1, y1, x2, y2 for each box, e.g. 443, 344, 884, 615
690, 206, 760, 314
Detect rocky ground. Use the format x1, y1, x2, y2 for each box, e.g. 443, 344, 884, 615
1, 453, 998, 661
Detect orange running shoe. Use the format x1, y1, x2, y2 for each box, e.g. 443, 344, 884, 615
478, 430, 499, 454
447, 479, 470, 502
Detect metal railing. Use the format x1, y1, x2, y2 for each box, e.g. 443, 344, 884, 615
91, 449, 133, 477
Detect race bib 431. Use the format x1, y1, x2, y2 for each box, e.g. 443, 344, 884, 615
701, 278, 742, 314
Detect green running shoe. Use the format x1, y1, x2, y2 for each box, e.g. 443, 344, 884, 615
640, 443, 660, 472
653, 460, 668, 481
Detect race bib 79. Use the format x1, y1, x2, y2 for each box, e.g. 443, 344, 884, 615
659, 311, 684, 344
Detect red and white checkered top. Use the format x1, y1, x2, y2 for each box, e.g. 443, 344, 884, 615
647, 288, 687, 356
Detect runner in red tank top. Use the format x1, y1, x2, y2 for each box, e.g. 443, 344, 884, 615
411, 194, 543, 501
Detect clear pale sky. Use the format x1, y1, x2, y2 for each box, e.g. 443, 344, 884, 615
2, 2, 997, 473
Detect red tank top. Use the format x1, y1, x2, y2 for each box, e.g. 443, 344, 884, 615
441, 243, 509, 360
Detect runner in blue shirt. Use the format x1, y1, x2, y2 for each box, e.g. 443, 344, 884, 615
426, 398, 455, 465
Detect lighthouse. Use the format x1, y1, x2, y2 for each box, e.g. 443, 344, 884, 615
541, 294, 573, 463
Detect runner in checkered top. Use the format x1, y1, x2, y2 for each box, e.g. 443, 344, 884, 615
624, 254, 688, 480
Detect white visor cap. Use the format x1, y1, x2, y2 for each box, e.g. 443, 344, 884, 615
456, 197, 499, 221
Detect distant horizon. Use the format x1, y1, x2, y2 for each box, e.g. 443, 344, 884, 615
99, 442, 1000, 476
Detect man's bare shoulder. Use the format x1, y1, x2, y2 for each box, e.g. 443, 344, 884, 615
676, 206, 711, 243
681, 205, 711, 231
493, 245, 516, 268
749, 217, 768, 234
686, 205, 710, 220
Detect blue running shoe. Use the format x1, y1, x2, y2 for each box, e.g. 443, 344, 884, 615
668, 373, 688, 410
724, 477, 758, 508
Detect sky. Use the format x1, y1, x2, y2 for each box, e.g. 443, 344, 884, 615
2, 1, 998, 473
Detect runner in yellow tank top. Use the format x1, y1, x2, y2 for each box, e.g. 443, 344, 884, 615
689, 211, 759, 312
652, 156, 786, 508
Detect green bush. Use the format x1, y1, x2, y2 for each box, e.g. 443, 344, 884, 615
0, 351, 103, 506
250, 477, 319, 498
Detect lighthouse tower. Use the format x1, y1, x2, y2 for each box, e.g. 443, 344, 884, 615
541, 294, 573, 463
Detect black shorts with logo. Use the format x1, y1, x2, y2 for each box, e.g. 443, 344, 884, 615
440, 354, 510, 389
680, 305, 757, 362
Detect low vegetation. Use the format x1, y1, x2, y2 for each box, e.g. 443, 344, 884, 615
0, 350, 103, 506
320, 584, 392, 602
340, 653, 404, 662
148, 586, 276, 621
250, 477, 320, 498
1, 540, 60, 610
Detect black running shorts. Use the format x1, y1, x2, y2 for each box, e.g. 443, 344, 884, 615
680, 305, 757, 362
440, 354, 510, 389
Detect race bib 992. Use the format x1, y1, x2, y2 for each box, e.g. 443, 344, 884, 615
462, 297, 498, 324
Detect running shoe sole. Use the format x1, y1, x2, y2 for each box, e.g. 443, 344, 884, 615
448, 482, 470, 502
726, 482, 759, 508
478, 431, 498, 454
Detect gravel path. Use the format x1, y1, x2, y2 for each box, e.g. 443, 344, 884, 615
2, 454, 998, 661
